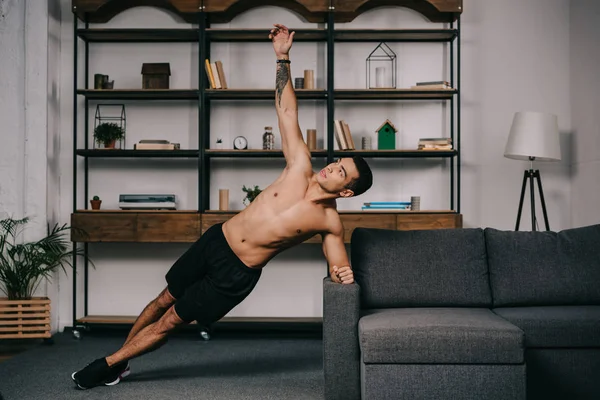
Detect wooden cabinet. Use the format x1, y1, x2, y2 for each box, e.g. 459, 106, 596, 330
71, 212, 201, 242
71, 211, 462, 243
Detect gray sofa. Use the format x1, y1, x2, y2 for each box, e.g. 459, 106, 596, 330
323, 224, 600, 400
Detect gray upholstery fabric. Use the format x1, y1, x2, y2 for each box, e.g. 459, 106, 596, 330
358, 308, 524, 364
526, 348, 600, 400
322, 278, 361, 400
493, 306, 600, 348
485, 225, 600, 307
351, 228, 491, 308
361, 363, 526, 400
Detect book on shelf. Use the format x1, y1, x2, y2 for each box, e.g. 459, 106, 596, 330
361, 207, 411, 211
334, 119, 355, 150
134, 140, 181, 150
205, 59, 228, 89
412, 80, 453, 90
342, 121, 356, 150
364, 201, 411, 206
363, 201, 411, 210
418, 137, 453, 150
416, 80, 451, 86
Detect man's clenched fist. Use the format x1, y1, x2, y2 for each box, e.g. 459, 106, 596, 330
332, 265, 354, 284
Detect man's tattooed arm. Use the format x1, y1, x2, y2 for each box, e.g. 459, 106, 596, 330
276, 62, 290, 109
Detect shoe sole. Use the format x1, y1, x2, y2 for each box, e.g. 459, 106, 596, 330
72, 366, 130, 389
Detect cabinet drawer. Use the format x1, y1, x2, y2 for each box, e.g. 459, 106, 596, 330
396, 213, 462, 230
137, 213, 200, 242
71, 213, 136, 242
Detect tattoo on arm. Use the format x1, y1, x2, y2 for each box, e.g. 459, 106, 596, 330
276, 64, 289, 108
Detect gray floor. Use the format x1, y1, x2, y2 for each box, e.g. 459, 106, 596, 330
0, 330, 324, 400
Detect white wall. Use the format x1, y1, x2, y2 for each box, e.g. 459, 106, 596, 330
570, 0, 600, 227
5, 0, 571, 331
0, 0, 51, 307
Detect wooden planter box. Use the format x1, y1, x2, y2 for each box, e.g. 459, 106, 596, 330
0, 297, 51, 339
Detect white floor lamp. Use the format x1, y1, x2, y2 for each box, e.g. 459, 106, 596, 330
504, 111, 561, 231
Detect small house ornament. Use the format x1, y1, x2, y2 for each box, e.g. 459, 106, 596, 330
142, 63, 171, 89
366, 42, 397, 89
376, 119, 398, 150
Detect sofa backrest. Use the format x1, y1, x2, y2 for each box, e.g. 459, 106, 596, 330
350, 227, 492, 308
485, 224, 600, 307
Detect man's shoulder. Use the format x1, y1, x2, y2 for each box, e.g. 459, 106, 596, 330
323, 206, 343, 235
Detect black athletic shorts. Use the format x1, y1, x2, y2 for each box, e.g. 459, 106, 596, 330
166, 223, 262, 324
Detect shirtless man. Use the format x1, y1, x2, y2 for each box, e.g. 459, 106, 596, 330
71, 23, 373, 390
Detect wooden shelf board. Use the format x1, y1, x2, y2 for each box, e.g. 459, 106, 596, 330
334, 29, 457, 42
206, 89, 326, 100
334, 149, 456, 158
77, 149, 199, 158
334, 89, 457, 100
77, 89, 199, 100
206, 149, 328, 158
77, 315, 321, 324
205, 89, 456, 100
206, 28, 327, 42
75, 210, 198, 213
77, 28, 199, 42
204, 210, 457, 214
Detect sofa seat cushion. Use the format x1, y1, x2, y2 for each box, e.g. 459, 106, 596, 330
493, 306, 600, 348
358, 308, 524, 364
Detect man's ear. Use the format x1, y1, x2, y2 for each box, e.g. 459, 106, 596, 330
339, 189, 354, 198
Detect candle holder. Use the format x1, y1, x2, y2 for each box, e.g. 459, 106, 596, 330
366, 42, 397, 89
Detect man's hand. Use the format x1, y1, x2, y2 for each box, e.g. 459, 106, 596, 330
332, 265, 354, 285
269, 24, 295, 58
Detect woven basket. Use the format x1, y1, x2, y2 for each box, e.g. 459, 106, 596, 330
0, 297, 51, 339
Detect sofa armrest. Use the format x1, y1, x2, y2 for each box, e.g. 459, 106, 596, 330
323, 277, 361, 400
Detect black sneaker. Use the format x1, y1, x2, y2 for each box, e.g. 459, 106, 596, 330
104, 361, 131, 386
71, 358, 116, 389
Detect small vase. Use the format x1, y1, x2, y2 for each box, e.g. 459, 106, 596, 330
90, 200, 102, 210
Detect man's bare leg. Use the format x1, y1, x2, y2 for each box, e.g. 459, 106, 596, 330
122, 287, 176, 347
105, 305, 186, 367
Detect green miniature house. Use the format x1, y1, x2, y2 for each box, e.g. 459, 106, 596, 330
376, 119, 398, 150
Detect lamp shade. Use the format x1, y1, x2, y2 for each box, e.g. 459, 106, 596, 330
504, 111, 561, 161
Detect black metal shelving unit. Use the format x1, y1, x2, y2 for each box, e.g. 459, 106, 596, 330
71, 5, 460, 336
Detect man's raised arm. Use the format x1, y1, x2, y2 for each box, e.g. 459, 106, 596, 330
270, 24, 310, 166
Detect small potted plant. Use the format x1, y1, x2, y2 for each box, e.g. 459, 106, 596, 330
90, 195, 102, 210
242, 185, 262, 206
94, 122, 124, 149
0, 217, 91, 341
215, 138, 223, 149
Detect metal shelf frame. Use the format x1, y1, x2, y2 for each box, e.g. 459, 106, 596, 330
71, 7, 460, 332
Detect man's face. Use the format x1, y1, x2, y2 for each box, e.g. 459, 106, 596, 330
317, 158, 360, 197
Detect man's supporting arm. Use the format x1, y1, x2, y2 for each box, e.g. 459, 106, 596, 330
321, 216, 354, 284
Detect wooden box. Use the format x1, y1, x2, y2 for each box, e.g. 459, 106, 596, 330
0, 297, 51, 339
142, 63, 171, 89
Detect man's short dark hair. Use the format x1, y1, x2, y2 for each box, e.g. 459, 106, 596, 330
346, 156, 373, 197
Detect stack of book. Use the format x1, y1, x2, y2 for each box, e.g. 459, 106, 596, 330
418, 137, 452, 151
205, 59, 228, 89
134, 140, 181, 150
334, 119, 356, 150
411, 80, 453, 90
362, 201, 411, 211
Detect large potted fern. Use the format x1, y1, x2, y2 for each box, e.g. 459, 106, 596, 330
0, 217, 85, 340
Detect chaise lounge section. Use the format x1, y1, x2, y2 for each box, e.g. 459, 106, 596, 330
323, 224, 600, 400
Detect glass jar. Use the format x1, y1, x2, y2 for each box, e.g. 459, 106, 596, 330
262, 126, 275, 150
